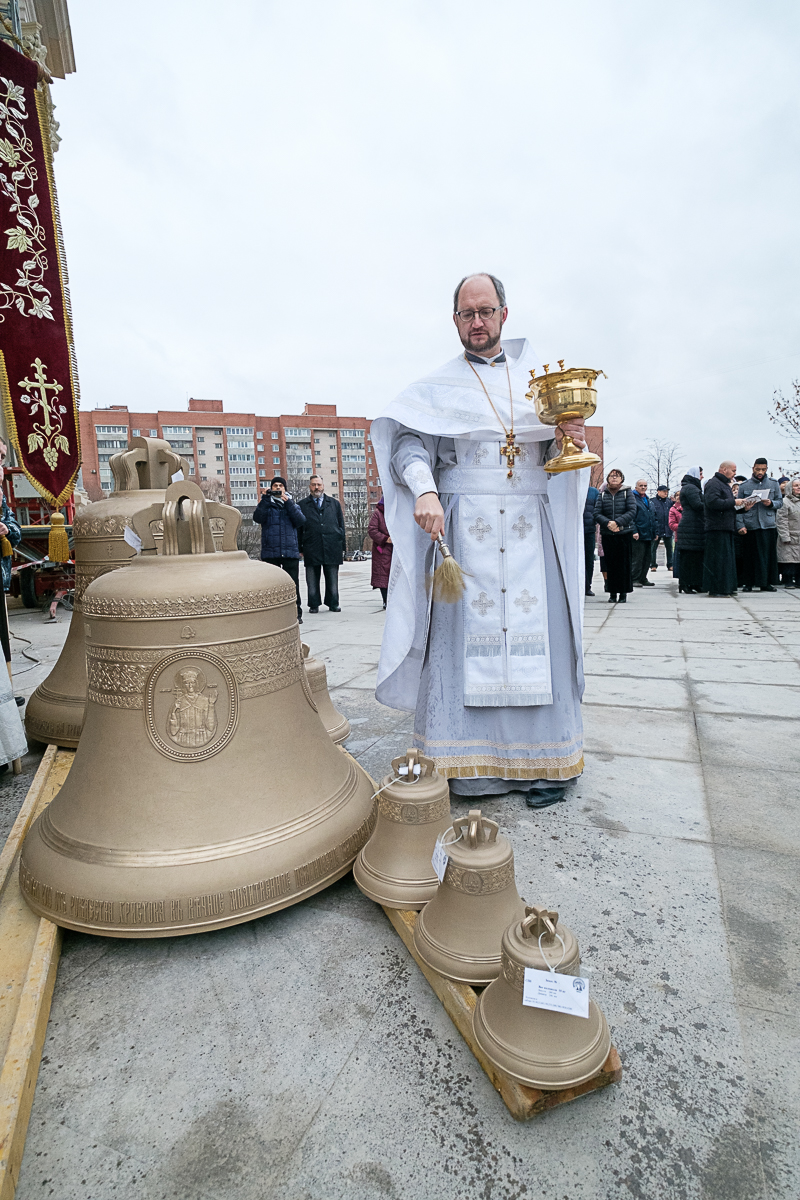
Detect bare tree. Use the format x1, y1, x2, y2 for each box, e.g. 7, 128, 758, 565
636, 439, 684, 491
198, 478, 227, 503
769, 381, 800, 464
286, 471, 312, 502
342, 478, 371, 553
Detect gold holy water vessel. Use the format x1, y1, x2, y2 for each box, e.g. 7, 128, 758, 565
525, 361, 605, 474
20, 482, 376, 937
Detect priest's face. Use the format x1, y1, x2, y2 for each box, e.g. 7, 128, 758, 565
453, 276, 507, 357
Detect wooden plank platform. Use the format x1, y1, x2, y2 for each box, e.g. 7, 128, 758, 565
0, 747, 75, 1200
383, 906, 622, 1122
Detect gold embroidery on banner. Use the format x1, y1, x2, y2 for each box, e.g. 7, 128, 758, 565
444, 861, 515, 895
82, 584, 296, 618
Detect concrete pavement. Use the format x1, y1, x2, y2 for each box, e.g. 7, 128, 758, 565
6, 561, 800, 1200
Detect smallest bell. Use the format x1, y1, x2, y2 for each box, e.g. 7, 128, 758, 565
473, 906, 611, 1090
301, 643, 350, 745
353, 749, 451, 909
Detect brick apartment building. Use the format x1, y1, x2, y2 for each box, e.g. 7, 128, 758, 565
78, 398, 603, 513
78, 400, 380, 513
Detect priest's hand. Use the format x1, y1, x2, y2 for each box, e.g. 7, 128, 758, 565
414, 492, 445, 540
556, 417, 586, 449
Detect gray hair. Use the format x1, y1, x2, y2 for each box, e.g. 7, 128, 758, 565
453, 273, 506, 312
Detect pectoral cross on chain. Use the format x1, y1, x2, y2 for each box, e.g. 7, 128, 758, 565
500, 432, 521, 479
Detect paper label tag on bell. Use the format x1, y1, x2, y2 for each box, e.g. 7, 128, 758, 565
522, 969, 589, 1018
123, 525, 142, 553
431, 838, 449, 883
171, 470, 185, 482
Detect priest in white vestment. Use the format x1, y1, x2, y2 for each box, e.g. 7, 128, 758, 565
371, 274, 589, 807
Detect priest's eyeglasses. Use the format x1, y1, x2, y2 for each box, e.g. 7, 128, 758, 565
455, 306, 503, 323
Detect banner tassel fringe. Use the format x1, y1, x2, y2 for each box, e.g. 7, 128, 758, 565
0, 536, 11, 557
47, 512, 70, 562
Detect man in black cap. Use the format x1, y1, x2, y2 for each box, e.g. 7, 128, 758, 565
252, 477, 306, 621
650, 484, 673, 573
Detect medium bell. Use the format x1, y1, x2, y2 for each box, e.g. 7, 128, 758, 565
20, 482, 376, 937
353, 749, 451, 909
473, 906, 611, 1090
25, 438, 189, 748
413, 809, 526, 984
301, 642, 350, 744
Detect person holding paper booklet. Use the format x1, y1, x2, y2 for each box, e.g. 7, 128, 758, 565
736, 459, 783, 592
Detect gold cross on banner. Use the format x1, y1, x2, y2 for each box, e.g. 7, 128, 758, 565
18, 357, 63, 434
500, 433, 521, 479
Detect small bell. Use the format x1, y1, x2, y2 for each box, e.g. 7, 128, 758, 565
473, 906, 611, 1090
25, 438, 189, 748
413, 809, 526, 984
301, 643, 350, 745
353, 749, 451, 909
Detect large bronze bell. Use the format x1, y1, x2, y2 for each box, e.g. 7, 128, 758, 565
301, 642, 350, 744
413, 809, 526, 984
20, 482, 376, 937
353, 749, 451, 910
25, 437, 189, 748
473, 906, 611, 1090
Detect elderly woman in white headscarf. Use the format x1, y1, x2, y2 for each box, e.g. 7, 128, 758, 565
776, 477, 800, 588
677, 467, 705, 594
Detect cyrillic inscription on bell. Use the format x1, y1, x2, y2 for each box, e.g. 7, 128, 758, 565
25, 437, 191, 749
473, 906, 611, 1090
19, 482, 376, 938
413, 809, 526, 984
353, 749, 452, 910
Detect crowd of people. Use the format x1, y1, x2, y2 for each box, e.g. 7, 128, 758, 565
584, 459, 800, 601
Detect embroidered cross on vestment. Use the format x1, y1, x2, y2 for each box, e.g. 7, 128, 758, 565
468, 517, 492, 542
512, 514, 533, 539
471, 591, 495, 616
514, 590, 538, 613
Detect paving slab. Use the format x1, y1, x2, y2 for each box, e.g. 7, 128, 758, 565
8, 562, 799, 1199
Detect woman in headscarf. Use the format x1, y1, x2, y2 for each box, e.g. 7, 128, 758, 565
593, 469, 637, 602
678, 467, 705, 594
368, 496, 393, 608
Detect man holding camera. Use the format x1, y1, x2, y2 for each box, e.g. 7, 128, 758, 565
252, 477, 306, 622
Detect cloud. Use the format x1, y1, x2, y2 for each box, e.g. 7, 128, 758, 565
53, 0, 800, 472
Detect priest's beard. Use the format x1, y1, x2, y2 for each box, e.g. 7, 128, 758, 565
461, 328, 501, 357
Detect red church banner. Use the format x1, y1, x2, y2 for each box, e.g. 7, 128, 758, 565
0, 39, 80, 507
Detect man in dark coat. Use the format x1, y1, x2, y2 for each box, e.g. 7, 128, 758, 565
631, 480, 656, 587
649, 484, 673, 572
736, 458, 783, 592
298, 475, 346, 613
252, 477, 306, 621
702, 461, 757, 597
582, 484, 599, 596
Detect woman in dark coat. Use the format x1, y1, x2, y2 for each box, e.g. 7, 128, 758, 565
677, 468, 706, 593
368, 498, 393, 607
593, 469, 637, 602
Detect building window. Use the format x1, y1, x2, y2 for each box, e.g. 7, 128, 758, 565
330, 457, 336, 463
257, 432, 264, 439
226, 427, 253, 435
258, 457, 264, 464
273, 457, 280, 465
285, 427, 310, 437
214, 442, 222, 449
162, 426, 191, 435
271, 432, 278, 440
259, 469, 267, 477
131, 429, 140, 436
198, 436, 204, 442
216, 456, 223, 462
217, 470, 225, 475
340, 429, 365, 437
149, 429, 157, 436
330, 469, 337, 476
95, 425, 128, 434
199, 449, 206, 456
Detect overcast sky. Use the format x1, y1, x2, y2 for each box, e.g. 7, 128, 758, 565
53, 0, 799, 480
